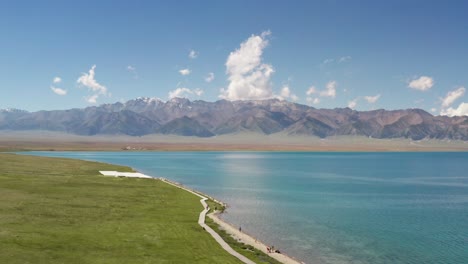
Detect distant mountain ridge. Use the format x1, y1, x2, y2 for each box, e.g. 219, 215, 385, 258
1, 97, 467, 140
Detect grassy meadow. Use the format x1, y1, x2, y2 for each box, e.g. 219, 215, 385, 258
0, 153, 242, 264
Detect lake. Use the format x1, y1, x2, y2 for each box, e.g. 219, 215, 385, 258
25, 151, 468, 264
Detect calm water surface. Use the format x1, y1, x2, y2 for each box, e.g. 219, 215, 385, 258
25, 151, 468, 264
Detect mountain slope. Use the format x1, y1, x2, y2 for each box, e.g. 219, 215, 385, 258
156, 116, 214, 137
0, 98, 466, 139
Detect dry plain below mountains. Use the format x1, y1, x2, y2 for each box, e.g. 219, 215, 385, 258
0, 131, 467, 152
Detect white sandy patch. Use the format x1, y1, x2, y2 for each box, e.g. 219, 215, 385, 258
99, 171, 152, 178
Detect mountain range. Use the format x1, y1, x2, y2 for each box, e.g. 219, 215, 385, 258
1, 97, 467, 140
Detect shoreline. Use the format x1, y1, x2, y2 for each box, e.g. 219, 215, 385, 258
158, 177, 256, 264
208, 212, 303, 264
158, 177, 303, 264
101, 172, 255, 263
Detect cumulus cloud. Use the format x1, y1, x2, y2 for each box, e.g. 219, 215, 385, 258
306, 86, 316, 96
364, 94, 381, 103
50, 77, 66, 95
219, 31, 274, 100
169, 87, 191, 98
179, 68, 191, 76
348, 98, 358, 109
205, 72, 215, 83
77, 65, 108, 104
320, 81, 337, 98
441, 87, 465, 108
305, 82, 337, 99
279, 87, 290, 98
77, 65, 107, 95
306, 97, 320, 105
193, 88, 204, 96
408, 76, 434, 91
440, 102, 468, 116
50, 86, 67, 95
168, 87, 203, 99
86, 94, 99, 104
277, 85, 299, 101
189, 50, 198, 59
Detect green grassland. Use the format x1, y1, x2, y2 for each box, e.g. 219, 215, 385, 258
0, 153, 242, 264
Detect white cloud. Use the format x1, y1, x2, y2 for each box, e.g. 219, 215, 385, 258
320, 81, 337, 98
50, 86, 67, 95
77, 65, 107, 95
169, 88, 191, 98
306, 82, 337, 99
193, 88, 204, 96
168, 87, 203, 99
189, 50, 198, 59
441, 87, 465, 108
322, 56, 351, 65
348, 98, 358, 109
179, 68, 191, 76
280, 86, 291, 98
50, 77, 66, 95
408, 76, 434, 91
431, 108, 437, 113
278, 85, 298, 102
306, 86, 316, 96
220, 31, 274, 100
86, 94, 99, 104
338, 56, 352, 63
364, 94, 381, 103
290, 94, 299, 102
205, 72, 215, 83
306, 97, 320, 105
322, 58, 334, 64
440, 102, 468, 116
127, 65, 138, 79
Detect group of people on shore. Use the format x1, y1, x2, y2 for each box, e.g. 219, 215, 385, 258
266, 245, 280, 254
237, 225, 281, 254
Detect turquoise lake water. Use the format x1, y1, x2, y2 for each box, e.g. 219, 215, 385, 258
25, 151, 468, 264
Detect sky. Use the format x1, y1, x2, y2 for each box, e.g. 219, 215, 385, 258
1, 0, 468, 116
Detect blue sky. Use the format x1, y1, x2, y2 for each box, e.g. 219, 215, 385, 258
1, 0, 468, 115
